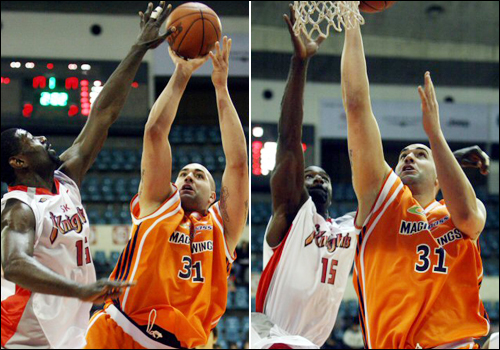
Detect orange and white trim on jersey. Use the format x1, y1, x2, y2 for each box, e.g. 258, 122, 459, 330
1, 286, 32, 347
130, 187, 181, 226
356, 171, 403, 349
209, 202, 236, 264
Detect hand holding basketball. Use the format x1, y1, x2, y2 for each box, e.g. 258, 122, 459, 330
418, 72, 442, 138
136, 1, 176, 50
209, 36, 232, 90
168, 47, 209, 75
284, 4, 326, 60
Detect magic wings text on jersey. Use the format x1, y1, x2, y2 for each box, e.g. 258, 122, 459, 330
399, 220, 429, 235
49, 207, 88, 244
169, 231, 214, 254
304, 224, 352, 252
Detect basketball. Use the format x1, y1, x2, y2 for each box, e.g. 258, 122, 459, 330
359, 1, 397, 13
166, 2, 222, 59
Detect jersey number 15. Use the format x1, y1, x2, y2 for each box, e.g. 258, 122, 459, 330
321, 258, 339, 285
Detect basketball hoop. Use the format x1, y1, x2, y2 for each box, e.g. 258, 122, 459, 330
292, 1, 365, 41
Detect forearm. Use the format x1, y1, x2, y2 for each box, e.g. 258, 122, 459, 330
90, 44, 149, 124
4, 256, 81, 297
429, 131, 480, 223
216, 87, 247, 167
341, 25, 371, 110
146, 67, 191, 132
279, 56, 308, 146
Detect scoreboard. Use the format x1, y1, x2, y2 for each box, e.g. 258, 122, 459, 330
252, 123, 315, 189
1, 58, 149, 133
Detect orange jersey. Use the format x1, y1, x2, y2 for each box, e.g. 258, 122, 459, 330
353, 171, 489, 349
103, 188, 235, 349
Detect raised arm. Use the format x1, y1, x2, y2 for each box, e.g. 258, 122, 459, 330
264, 7, 325, 248
1, 200, 133, 303
139, 50, 209, 217
419, 72, 486, 240
59, 2, 176, 187
209, 37, 249, 252
341, 24, 391, 227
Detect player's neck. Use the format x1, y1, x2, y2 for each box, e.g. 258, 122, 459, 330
184, 208, 209, 218
12, 172, 56, 194
411, 187, 436, 209
317, 207, 330, 221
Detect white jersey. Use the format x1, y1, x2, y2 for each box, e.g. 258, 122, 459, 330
1, 171, 96, 349
255, 198, 356, 347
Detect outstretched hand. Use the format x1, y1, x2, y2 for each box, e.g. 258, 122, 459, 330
136, 1, 176, 50
209, 36, 232, 89
418, 72, 442, 138
77, 279, 136, 305
283, 4, 326, 60
168, 47, 210, 75
454, 146, 490, 175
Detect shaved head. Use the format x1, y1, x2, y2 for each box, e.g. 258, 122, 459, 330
181, 163, 216, 191
175, 163, 217, 213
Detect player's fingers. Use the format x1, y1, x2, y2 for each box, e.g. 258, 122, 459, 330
283, 14, 294, 36
227, 38, 232, 62
144, 2, 154, 23
315, 34, 327, 46
424, 72, 432, 99
289, 3, 296, 25
159, 26, 176, 41
418, 86, 427, 106
215, 40, 221, 58
427, 72, 437, 102
222, 36, 229, 62
158, 3, 172, 25
103, 280, 136, 289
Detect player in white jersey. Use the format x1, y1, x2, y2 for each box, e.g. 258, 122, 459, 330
0, 3, 176, 348
252, 7, 356, 349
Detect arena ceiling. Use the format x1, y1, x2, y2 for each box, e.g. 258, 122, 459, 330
252, 1, 499, 46
1, 1, 249, 17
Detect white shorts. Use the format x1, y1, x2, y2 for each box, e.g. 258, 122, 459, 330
250, 313, 319, 349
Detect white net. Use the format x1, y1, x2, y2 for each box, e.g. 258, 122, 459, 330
292, 1, 365, 40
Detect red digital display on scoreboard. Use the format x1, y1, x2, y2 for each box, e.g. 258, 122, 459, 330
1, 58, 149, 130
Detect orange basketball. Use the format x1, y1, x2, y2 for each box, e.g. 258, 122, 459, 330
166, 2, 222, 59
359, 1, 396, 13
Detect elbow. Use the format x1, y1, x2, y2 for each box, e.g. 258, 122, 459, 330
144, 123, 170, 141
3, 259, 23, 283
226, 155, 248, 172
453, 212, 484, 240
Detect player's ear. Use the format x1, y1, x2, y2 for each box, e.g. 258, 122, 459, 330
9, 155, 28, 170
434, 178, 440, 197
210, 191, 217, 205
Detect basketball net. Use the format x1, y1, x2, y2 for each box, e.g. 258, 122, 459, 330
292, 1, 365, 41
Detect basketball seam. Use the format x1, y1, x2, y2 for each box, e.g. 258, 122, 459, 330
177, 18, 203, 58
168, 12, 200, 29
197, 9, 205, 58
206, 17, 220, 45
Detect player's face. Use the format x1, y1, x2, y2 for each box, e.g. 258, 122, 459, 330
175, 164, 216, 213
396, 144, 437, 189
16, 129, 62, 171
305, 166, 333, 208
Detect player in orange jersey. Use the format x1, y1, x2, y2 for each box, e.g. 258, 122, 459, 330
84, 11, 248, 350
341, 23, 490, 349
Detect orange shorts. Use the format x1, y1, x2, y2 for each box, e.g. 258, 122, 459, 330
85, 310, 146, 350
